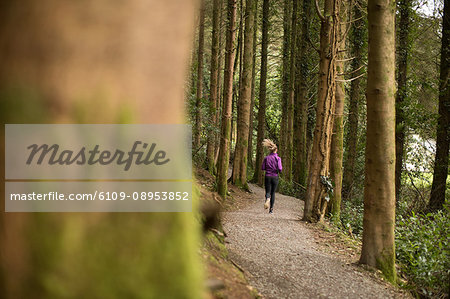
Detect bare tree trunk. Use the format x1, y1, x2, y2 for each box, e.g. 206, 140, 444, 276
215, 0, 225, 166
294, 0, 312, 186
303, 0, 339, 222
248, 1, 258, 170
428, 0, 449, 212
252, 0, 269, 186
194, 0, 206, 151
280, 0, 292, 161
285, 0, 299, 182
329, 2, 348, 223
232, 0, 256, 189
359, 0, 397, 283
207, 0, 221, 175
217, 0, 238, 198
342, 1, 364, 200
395, 0, 412, 204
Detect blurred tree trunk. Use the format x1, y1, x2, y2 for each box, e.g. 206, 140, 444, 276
329, 2, 347, 223
395, 0, 412, 204
342, 1, 365, 200
252, 0, 269, 186
303, 0, 339, 222
232, 0, 256, 189
217, 0, 238, 198
359, 0, 397, 283
247, 2, 258, 170
207, 0, 221, 175
194, 0, 206, 151
280, 0, 292, 161
0, 0, 202, 298
293, 0, 312, 187
285, 0, 299, 182
428, 0, 449, 212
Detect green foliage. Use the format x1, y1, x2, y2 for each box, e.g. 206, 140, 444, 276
339, 197, 364, 237
395, 202, 450, 297
277, 177, 304, 199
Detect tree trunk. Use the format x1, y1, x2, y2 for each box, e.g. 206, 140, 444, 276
395, 0, 412, 204
252, 0, 269, 186
207, 0, 221, 175
215, 0, 225, 166
194, 0, 206, 151
0, 0, 202, 298
359, 0, 397, 283
303, 0, 339, 222
217, 0, 238, 198
428, 0, 449, 212
329, 2, 347, 223
232, 0, 256, 189
294, 0, 312, 186
285, 0, 299, 182
342, 1, 365, 200
280, 0, 292, 161
248, 1, 258, 170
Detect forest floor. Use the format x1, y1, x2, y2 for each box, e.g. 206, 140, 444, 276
197, 168, 412, 298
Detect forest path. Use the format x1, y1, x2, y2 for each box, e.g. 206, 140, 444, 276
222, 184, 407, 299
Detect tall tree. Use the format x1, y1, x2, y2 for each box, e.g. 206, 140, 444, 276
293, 0, 312, 186
252, 0, 270, 186
232, 0, 257, 189
329, 1, 348, 223
215, 0, 225, 166
359, 0, 397, 282
194, 0, 206, 151
207, 0, 221, 175
248, 1, 259, 169
217, 0, 238, 198
280, 0, 292, 161
303, 0, 340, 222
428, 0, 450, 212
395, 0, 412, 203
342, 1, 365, 199
285, 0, 299, 182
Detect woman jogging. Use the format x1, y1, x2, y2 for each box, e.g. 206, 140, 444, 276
261, 139, 282, 214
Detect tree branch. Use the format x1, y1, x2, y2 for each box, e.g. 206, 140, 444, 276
315, 0, 326, 21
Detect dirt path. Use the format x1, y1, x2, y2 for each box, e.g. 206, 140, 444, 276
222, 184, 407, 299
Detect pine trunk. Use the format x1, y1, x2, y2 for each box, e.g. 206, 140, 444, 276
293, 0, 312, 186
232, 0, 256, 189
207, 0, 221, 175
329, 2, 347, 223
252, 0, 269, 186
303, 0, 339, 222
394, 0, 411, 203
428, 0, 450, 212
247, 1, 258, 170
194, 0, 206, 151
217, 0, 238, 198
285, 0, 299, 182
359, 0, 397, 283
342, 0, 366, 199
342, 1, 364, 200
280, 0, 292, 161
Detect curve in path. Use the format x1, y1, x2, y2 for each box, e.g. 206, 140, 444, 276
223, 184, 405, 299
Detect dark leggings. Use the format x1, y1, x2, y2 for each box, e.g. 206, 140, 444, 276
264, 175, 279, 211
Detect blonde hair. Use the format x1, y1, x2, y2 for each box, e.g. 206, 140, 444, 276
262, 139, 277, 153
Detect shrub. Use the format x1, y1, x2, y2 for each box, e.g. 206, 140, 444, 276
395, 202, 450, 298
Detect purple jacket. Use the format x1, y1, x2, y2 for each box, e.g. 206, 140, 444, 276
262, 153, 283, 177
